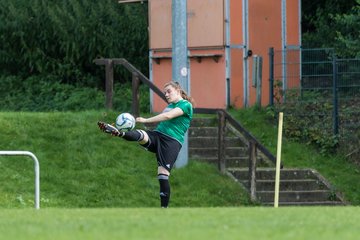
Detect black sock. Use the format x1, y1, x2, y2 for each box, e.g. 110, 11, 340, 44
121, 130, 144, 141
158, 174, 170, 208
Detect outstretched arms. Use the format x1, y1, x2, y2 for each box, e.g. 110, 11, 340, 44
136, 107, 183, 124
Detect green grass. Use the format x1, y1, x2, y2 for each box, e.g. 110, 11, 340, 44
0, 207, 359, 240
229, 108, 360, 205
0, 111, 250, 208
1, 110, 360, 239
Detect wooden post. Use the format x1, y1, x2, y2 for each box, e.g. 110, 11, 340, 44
218, 111, 226, 173
249, 140, 257, 202
105, 59, 114, 109
132, 72, 140, 117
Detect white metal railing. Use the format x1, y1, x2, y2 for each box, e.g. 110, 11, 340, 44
0, 151, 40, 209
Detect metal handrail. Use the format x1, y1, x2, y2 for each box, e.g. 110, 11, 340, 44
94, 58, 167, 103
194, 108, 277, 165
0, 151, 40, 209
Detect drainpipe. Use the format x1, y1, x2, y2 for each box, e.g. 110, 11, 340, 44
242, 0, 249, 107
225, 0, 231, 107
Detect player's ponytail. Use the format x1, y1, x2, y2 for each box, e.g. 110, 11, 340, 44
165, 81, 195, 106
180, 89, 195, 106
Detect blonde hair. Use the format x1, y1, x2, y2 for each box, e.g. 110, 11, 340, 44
164, 81, 195, 106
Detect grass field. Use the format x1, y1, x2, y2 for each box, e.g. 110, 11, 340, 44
0, 111, 250, 208
0, 207, 359, 240
0, 110, 359, 239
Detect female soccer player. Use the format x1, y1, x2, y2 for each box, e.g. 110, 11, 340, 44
98, 81, 194, 208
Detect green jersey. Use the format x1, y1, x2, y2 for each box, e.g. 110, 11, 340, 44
155, 99, 193, 144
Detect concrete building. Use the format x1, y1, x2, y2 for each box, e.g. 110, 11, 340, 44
149, 0, 301, 112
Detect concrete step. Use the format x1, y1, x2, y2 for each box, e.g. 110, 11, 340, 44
143, 118, 216, 129
189, 136, 245, 148
240, 179, 327, 191
149, 118, 346, 206
189, 147, 248, 158
256, 190, 340, 203
189, 136, 217, 148
189, 127, 217, 137
191, 156, 250, 168
228, 168, 319, 181
190, 117, 217, 127
228, 168, 345, 205
226, 157, 251, 168
262, 201, 346, 206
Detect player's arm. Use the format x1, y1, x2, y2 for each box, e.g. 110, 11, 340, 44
136, 107, 183, 123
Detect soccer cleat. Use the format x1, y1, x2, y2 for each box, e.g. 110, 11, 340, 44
111, 129, 121, 137
97, 121, 121, 136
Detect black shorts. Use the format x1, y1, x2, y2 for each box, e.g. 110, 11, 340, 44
141, 130, 182, 172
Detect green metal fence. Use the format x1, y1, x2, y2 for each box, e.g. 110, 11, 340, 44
269, 48, 360, 153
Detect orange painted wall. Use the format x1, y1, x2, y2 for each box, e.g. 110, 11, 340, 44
286, 1, 301, 89
151, 51, 172, 112
230, 0, 300, 107
287, 1, 301, 46
230, 49, 245, 107
149, 0, 171, 49
187, 0, 224, 48
149, 0, 224, 50
149, 0, 300, 111
229, 0, 244, 108
286, 50, 301, 89
247, 0, 283, 106
189, 49, 226, 109
149, 0, 226, 112
151, 49, 226, 112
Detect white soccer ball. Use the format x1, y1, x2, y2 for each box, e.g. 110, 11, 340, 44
115, 113, 135, 131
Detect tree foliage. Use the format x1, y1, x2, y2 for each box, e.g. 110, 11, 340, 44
0, 0, 148, 85
333, 0, 360, 58
302, 0, 359, 57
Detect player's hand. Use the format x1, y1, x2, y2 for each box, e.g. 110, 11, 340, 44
136, 117, 147, 123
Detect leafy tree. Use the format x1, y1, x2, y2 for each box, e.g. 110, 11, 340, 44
302, 0, 358, 57
333, 0, 360, 58
0, 0, 149, 86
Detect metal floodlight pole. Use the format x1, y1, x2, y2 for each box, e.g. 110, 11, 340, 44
172, 0, 189, 168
